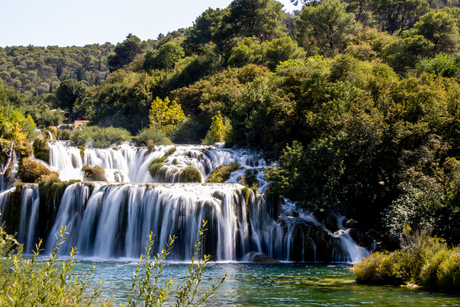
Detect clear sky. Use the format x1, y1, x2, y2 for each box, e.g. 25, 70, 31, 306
0, 0, 298, 47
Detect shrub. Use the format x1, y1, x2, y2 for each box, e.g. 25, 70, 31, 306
206, 162, 241, 183
70, 126, 132, 148
18, 158, 58, 183
58, 129, 72, 140
148, 147, 176, 178
241, 187, 250, 204
354, 229, 460, 291
33, 139, 49, 164
0, 226, 106, 306
82, 165, 106, 181
137, 127, 171, 146
179, 166, 202, 183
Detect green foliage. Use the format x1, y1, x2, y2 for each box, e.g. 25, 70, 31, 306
33, 139, 50, 164
178, 166, 202, 183
0, 226, 107, 306
354, 229, 460, 292
70, 126, 132, 148
206, 162, 242, 183
108, 34, 145, 72
126, 221, 226, 306
370, 0, 430, 35
82, 165, 106, 181
202, 111, 232, 145
148, 147, 176, 178
56, 79, 87, 113
224, 0, 287, 44
136, 127, 171, 146
414, 10, 460, 54
296, 0, 358, 56
413, 53, 460, 80
149, 97, 186, 134
228, 36, 306, 70
241, 187, 251, 204
0, 43, 114, 97
0, 222, 226, 306
143, 43, 185, 71
265, 136, 346, 211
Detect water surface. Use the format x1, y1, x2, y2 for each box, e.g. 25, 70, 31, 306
77, 262, 460, 306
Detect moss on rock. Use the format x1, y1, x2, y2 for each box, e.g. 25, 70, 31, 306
179, 166, 202, 183
82, 165, 106, 181
206, 162, 241, 183
19, 158, 58, 183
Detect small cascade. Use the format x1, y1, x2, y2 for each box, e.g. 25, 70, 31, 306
17, 184, 40, 254
0, 189, 13, 223
48, 131, 53, 141
47, 142, 270, 188
0, 150, 19, 192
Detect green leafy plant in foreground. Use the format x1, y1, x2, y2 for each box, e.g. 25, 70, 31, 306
0, 225, 106, 306
0, 220, 226, 306
127, 220, 227, 307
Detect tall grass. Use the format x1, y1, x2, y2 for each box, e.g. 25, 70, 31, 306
136, 127, 171, 146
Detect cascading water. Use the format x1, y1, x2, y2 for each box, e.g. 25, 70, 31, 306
13, 142, 372, 263
17, 184, 40, 254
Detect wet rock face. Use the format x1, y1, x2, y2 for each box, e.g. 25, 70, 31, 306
243, 252, 280, 263
348, 228, 375, 251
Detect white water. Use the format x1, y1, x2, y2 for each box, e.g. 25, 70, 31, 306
17, 184, 40, 254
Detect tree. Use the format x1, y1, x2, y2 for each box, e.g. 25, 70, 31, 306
228, 36, 306, 70
149, 97, 185, 134
383, 35, 434, 73
223, 0, 286, 43
182, 8, 227, 55
415, 10, 460, 54
55, 79, 87, 113
202, 111, 232, 144
107, 34, 144, 72
296, 0, 358, 56
371, 0, 430, 35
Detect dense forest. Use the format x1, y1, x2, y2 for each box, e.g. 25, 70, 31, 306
2, 0, 460, 252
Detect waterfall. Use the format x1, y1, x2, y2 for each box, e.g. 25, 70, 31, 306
17, 185, 40, 254
0, 150, 19, 192
10, 142, 372, 263
48, 131, 53, 141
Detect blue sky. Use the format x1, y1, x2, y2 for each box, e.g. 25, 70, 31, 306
0, 0, 298, 47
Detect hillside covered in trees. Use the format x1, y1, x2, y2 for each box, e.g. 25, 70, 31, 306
2, 0, 460, 250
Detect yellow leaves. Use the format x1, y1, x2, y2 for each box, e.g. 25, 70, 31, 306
148, 96, 185, 134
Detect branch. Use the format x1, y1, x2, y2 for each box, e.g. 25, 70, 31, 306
0, 142, 14, 176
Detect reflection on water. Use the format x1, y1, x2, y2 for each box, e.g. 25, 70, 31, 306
74, 262, 460, 306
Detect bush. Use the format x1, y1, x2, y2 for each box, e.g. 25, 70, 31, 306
137, 127, 171, 146
70, 126, 132, 148
148, 147, 176, 178
206, 162, 241, 183
18, 158, 58, 183
58, 129, 72, 140
33, 139, 49, 164
0, 222, 226, 306
354, 229, 460, 292
82, 165, 106, 181
178, 166, 202, 183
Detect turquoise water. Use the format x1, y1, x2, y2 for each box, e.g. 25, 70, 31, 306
76, 262, 460, 306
